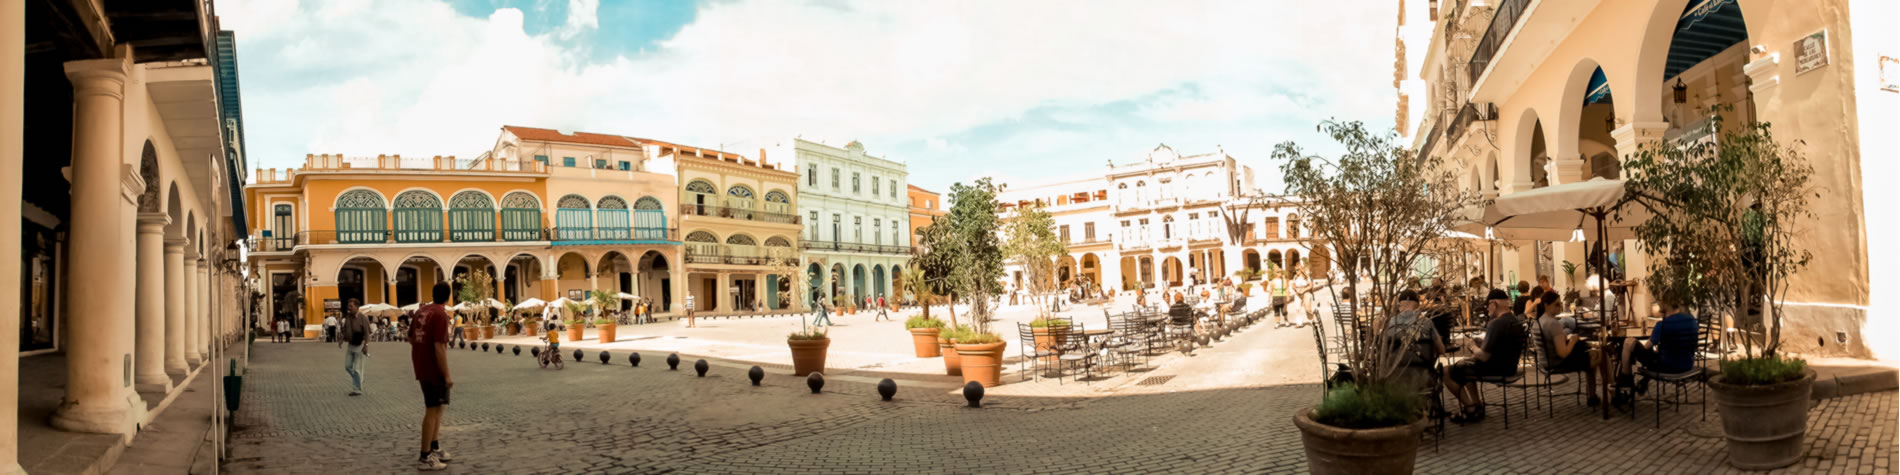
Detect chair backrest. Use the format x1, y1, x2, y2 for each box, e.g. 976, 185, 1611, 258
1017, 322, 1037, 351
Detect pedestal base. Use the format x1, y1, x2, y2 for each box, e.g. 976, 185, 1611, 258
50, 399, 131, 436
134, 372, 172, 394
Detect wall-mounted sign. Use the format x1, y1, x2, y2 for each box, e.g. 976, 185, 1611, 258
1795, 30, 1830, 76
324, 298, 341, 310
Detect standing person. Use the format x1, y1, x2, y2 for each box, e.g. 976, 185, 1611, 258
408, 283, 455, 470
1271, 274, 1290, 327
340, 299, 371, 396
812, 298, 832, 327
875, 295, 890, 322
275, 317, 290, 343
323, 313, 338, 343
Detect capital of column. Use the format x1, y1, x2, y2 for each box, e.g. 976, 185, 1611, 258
165, 238, 188, 252
63, 56, 131, 101
137, 213, 171, 234
1551, 158, 1587, 185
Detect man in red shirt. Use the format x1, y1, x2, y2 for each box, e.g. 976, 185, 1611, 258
408, 283, 454, 470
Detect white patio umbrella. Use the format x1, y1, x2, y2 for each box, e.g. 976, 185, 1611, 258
400, 303, 421, 314
513, 298, 547, 313
616, 292, 637, 300
1460, 177, 1654, 325
358, 303, 400, 318
481, 298, 507, 310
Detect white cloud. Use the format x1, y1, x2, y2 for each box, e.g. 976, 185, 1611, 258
223, 0, 1396, 191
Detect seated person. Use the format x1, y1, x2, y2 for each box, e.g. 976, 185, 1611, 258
1621, 294, 1699, 388
1444, 289, 1528, 424
1387, 290, 1446, 396
1511, 281, 1532, 316
1168, 292, 1197, 327
1534, 294, 1601, 406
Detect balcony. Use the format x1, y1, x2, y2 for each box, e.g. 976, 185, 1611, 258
1444, 102, 1498, 149
1418, 121, 1443, 162
255, 154, 547, 184
1069, 236, 1113, 247
254, 226, 677, 249
800, 241, 911, 256
1465, 0, 1531, 87
683, 244, 801, 267
678, 204, 801, 225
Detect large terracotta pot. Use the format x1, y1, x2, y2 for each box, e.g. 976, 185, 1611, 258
909, 328, 942, 357
566, 325, 585, 343
597, 322, 618, 343
479, 325, 495, 340
1709, 369, 1815, 470
788, 338, 831, 376
1031, 326, 1070, 365
1292, 407, 1426, 475
523, 320, 539, 337
506, 322, 522, 336
940, 340, 962, 376
462, 326, 479, 341
955, 341, 1007, 388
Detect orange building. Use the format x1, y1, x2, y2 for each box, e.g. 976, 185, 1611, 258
906, 184, 942, 248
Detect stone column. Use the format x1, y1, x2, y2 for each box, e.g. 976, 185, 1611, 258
2, 0, 28, 468
197, 259, 211, 360
669, 249, 688, 314
184, 254, 201, 367
51, 55, 136, 435
164, 239, 187, 378
1611, 122, 1667, 320
135, 214, 172, 393
716, 272, 731, 312
755, 273, 768, 312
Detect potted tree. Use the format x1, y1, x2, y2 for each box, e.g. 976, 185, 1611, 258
938, 325, 965, 375
1277, 120, 1479, 473
788, 325, 829, 377
954, 328, 1007, 388
906, 315, 945, 358
592, 289, 619, 343
454, 268, 497, 340
563, 301, 587, 343
1625, 113, 1817, 470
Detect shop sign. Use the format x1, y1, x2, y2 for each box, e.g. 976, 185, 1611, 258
1795, 30, 1829, 75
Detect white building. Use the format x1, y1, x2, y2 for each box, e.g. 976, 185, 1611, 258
997, 144, 1319, 296
778, 139, 910, 307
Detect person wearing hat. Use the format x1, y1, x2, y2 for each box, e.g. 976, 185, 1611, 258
1386, 290, 1445, 396
1443, 288, 1529, 424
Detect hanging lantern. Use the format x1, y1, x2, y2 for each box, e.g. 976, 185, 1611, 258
1672, 78, 1687, 104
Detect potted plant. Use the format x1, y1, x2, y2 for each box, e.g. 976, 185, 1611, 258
592, 289, 620, 343
787, 326, 829, 376
954, 328, 1007, 388
939, 325, 966, 376
454, 268, 497, 340
905, 315, 945, 358
1625, 112, 1817, 470
563, 301, 587, 343
1237, 282, 1254, 297
1028, 317, 1070, 365
1276, 120, 1480, 473
521, 313, 540, 337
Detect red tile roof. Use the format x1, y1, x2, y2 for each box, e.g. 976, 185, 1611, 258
503, 126, 642, 148
907, 184, 936, 195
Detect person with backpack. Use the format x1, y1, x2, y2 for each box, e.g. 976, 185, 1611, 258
340, 298, 371, 396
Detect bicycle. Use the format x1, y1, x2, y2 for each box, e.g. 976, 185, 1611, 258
537, 334, 564, 370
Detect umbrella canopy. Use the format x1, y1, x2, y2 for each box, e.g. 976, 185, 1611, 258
1455, 178, 1651, 241
513, 298, 547, 312
400, 303, 420, 314
481, 298, 507, 310
358, 303, 400, 318
617, 292, 637, 300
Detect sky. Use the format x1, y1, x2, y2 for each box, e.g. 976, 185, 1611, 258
221, 0, 1400, 194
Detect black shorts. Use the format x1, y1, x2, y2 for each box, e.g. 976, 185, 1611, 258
419, 379, 451, 408
1630, 344, 1663, 370
1448, 359, 1511, 384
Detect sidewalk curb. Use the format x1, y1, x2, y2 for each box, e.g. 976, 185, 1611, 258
1810, 365, 1899, 400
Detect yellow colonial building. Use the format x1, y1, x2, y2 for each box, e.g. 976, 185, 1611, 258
247, 126, 687, 329
664, 141, 805, 313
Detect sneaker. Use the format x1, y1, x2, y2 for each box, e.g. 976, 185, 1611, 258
432, 449, 453, 462
416, 453, 447, 471
347, 391, 362, 397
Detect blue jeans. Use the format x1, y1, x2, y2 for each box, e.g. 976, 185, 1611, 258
344, 344, 365, 393
813, 307, 832, 326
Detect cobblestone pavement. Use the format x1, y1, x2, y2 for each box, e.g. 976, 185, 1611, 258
227, 337, 1895, 474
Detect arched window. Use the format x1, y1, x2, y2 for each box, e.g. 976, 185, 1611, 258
335, 189, 387, 244
555, 194, 591, 241
726, 185, 756, 220
596, 196, 630, 240
633, 196, 667, 240
391, 190, 442, 243
500, 192, 542, 241
764, 190, 790, 215
724, 234, 759, 264
1162, 215, 1175, 239
684, 231, 721, 264
685, 180, 716, 216
448, 191, 496, 242
764, 236, 793, 265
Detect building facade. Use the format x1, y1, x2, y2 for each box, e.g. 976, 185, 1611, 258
3, 0, 251, 466
995, 144, 1318, 297
1401, 0, 1897, 357
783, 139, 910, 308
668, 141, 804, 313
906, 185, 942, 248
247, 126, 688, 332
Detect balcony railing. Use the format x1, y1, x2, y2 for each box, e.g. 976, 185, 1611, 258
1466, 0, 1531, 86
678, 204, 801, 225
1069, 237, 1113, 247
1418, 121, 1443, 162
1444, 102, 1498, 147
254, 226, 678, 249
799, 241, 911, 255
683, 245, 801, 266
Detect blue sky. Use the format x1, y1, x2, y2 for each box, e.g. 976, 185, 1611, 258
222, 0, 1399, 194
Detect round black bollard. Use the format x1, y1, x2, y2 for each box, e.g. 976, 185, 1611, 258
600, 351, 611, 364
457, 340, 465, 349
481, 342, 489, 351
496, 344, 504, 354
806, 372, 825, 394
530, 346, 540, 358
666, 353, 680, 370
963, 381, 985, 408
512, 345, 521, 356
877, 378, 897, 401
747, 366, 764, 386
629, 352, 641, 367
573, 349, 583, 362
694, 359, 709, 377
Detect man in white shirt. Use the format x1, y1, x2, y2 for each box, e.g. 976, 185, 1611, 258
323, 314, 339, 343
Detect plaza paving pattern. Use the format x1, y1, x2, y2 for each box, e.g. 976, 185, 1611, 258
226, 325, 1894, 474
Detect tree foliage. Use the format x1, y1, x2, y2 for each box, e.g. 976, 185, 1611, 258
1623, 112, 1815, 359
932, 178, 1006, 336
1274, 120, 1483, 390
1003, 203, 1067, 318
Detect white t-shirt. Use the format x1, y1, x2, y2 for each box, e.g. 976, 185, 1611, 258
324, 316, 337, 327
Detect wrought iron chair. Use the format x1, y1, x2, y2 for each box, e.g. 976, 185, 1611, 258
1054, 323, 1098, 384
1017, 322, 1054, 382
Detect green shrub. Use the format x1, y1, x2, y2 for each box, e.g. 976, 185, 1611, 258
957, 331, 1002, 345
939, 325, 971, 343
788, 328, 828, 340
1720, 355, 1808, 385
1028, 317, 1070, 328
592, 318, 615, 325
1312, 382, 1422, 429
905, 316, 946, 329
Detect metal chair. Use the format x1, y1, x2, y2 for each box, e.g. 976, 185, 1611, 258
1528, 327, 1588, 418
1108, 315, 1149, 372
1054, 323, 1098, 384
1016, 323, 1054, 382
1634, 313, 1710, 428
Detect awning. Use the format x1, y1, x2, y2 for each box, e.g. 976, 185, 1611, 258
1585, 67, 1611, 104
1455, 178, 1651, 241
226, 161, 248, 236
1666, 0, 1746, 80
